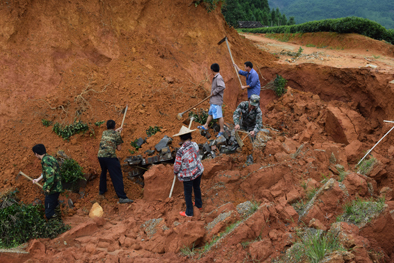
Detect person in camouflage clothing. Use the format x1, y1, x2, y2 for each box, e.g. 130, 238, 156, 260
32, 144, 63, 220
97, 120, 133, 204
233, 95, 263, 136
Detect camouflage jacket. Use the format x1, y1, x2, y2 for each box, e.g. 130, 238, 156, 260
233, 101, 263, 133
41, 155, 63, 195
97, 130, 123, 158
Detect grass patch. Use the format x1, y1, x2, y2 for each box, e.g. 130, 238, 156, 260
180, 243, 196, 258
306, 44, 316, 47
336, 197, 385, 225
42, 119, 52, 127
146, 126, 161, 137
306, 188, 317, 201
357, 157, 376, 175
274, 75, 288, 97
338, 170, 349, 182
372, 55, 380, 59
280, 230, 345, 263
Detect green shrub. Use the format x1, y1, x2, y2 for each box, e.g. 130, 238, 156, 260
274, 75, 288, 97
52, 121, 90, 140
130, 139, 141, 154
0, 203, 69, 248
357, 157, 376, 175
146, 126, 161, 137
241, 17, 394, 45
336, 197, 385, 225
189, 109, 217, 127
95, 120, 105, 127
282, 230, 344, 263
42, 119, 52, 127
60, 158, 85, 185
195, 0, 224, 12
296, 47, 304, 57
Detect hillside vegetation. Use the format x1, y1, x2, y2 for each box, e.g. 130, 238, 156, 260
241, 17, 394, 45
268, 0, 394, 29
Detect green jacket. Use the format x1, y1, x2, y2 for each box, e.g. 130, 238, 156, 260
97, 130, 123, 158
233, 101, 263, 133
41, 155, 63, 195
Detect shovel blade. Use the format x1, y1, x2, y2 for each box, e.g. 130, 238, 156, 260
217, 36, 227, 45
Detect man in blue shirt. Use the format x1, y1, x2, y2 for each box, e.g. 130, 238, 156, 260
234, 61, 261, 99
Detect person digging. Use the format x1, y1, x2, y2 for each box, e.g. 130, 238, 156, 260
198, 63, 226, 138
233, 61, 261, 99
32, 144, 63, 220
97, 120, 133, 204
233, 94, 263, 137
173, 125, 204, 217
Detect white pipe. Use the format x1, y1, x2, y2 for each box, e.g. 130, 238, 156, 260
357, 125, 394, 166
384, 120, 394, 123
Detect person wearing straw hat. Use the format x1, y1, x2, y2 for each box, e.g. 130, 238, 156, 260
97, 120, 133, 204
233, 95, 263, 137
173, 125, 204, 217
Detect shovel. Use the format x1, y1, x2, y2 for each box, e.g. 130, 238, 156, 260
235, 130, 250, 148
16, 171, 43, 188
177, 96, 212, 120
120, 104, 129, 129
169, 118, 194, 198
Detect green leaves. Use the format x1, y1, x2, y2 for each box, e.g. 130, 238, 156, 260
0, 203, 69, 248
42, 119, 52, 127
146, 126, 161, 137
242, 17, 394, 45
94, 120, 105, 127
52, 121, 89, 140
60, 158, 85, 185
189, 109, 217, 127
274, 74, 288, 97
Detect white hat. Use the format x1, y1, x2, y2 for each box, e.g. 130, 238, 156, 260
172, 126, 196, 137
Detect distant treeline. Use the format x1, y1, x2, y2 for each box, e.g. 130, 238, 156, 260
240, 17, 394, 45
222, 0, 295, 27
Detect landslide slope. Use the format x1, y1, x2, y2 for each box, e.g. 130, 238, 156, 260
0, 0, 275, 203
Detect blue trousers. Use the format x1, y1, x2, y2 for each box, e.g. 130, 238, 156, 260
98, 157, 127, 199
183, 174, 202, 216
45, 192, 59, 219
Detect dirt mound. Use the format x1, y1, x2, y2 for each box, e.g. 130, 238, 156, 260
263, 32, 394, 57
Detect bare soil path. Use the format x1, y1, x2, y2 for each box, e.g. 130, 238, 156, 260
240, 32, 394, 74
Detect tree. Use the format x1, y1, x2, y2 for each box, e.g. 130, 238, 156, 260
288, 16, 296, 25
281, 14, 287, 26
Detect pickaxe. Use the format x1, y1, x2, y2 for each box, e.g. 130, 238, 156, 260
16, 171, 43, 188
218, 36, 243, 88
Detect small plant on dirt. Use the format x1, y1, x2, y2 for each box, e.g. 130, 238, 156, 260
146, 126, 161, 137
52, 121, 90, 140
180, 243, 197, 258
0, 203, 69, 248
194, 0, 223, 12
60, 158, 85, 186
42, 119, 52, 127
336, 197, 385, 225
129, 139, 141, 154
280, 230, 345, 263
94, 120, 105, 127
189, 109, 217, 127
306, 44, 316, 47
338, 170, 348, 182
296, 47, 304, 57
273, 75, 288, 97
357, 157, 376, 175
292, 199, 307, 214
306, 188, 317, 201
320, 173, 328, 184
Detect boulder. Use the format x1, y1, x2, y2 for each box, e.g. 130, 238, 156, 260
343, 173, 368, 197
89, 202, 104, 218
143, 164, 182, 201
345, 140, 363, 163
248, 239, 273, 261
27, 239, 46, 255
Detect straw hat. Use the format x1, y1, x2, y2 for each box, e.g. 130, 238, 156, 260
172, 126, 196, 137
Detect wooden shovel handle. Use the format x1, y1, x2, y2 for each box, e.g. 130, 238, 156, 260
181, 95, 212, 115
18, 171, 43, 188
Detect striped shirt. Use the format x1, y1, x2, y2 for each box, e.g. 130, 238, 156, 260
174, 141, 204, 181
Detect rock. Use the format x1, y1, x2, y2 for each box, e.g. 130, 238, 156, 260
167, 221, 205, 253
389, 80, 394, 84
380, 186, 392, 201
89, 202, 104, 218
57, 220, 98, 241
345, 140, 363, 163
248, 239, 273, 261
309, 218, 327, 231
143, 164, 182, 201
286, 188, 301, 203
135, 138, 145, 148
155, 136, 172, 152
298, 122, 319, 142
325, 105, 366, 145
343, 173, 368, 197
165, 77, 174, 84
68, 198, 74, 208
202, 159, 231, 179
144, 149, 155, 156
365, 64, 378, 69
283, 205, 299, 222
